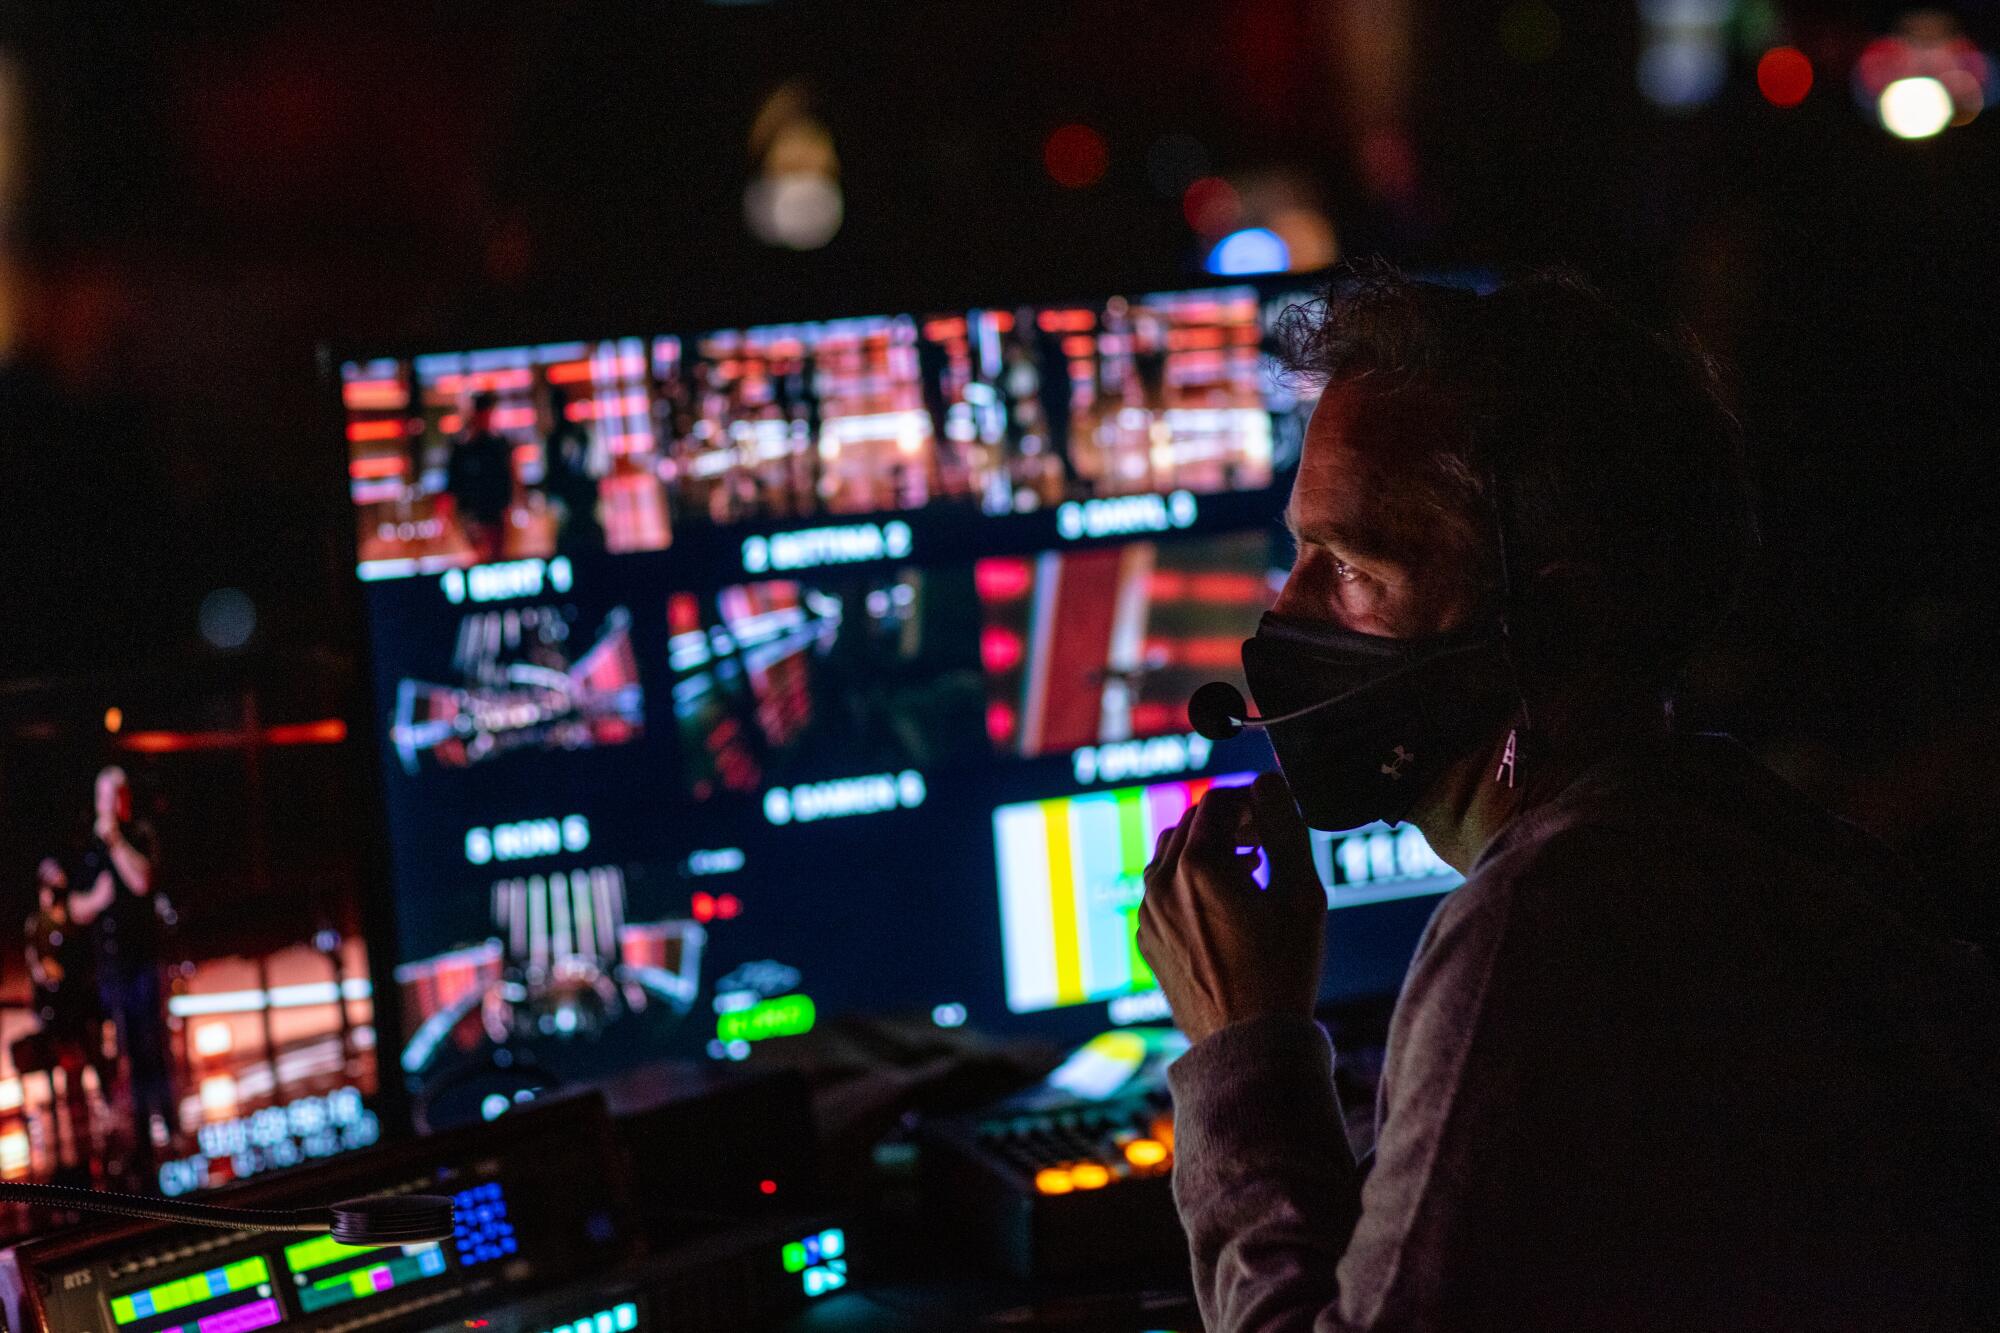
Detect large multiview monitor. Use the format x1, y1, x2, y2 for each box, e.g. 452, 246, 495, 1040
341, 278, 1463, 1131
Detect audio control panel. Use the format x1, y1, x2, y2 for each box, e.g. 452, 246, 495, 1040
917, 1031, 1190, 1279
1, 1097, 631, 1333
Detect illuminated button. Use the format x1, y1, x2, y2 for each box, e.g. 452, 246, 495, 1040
1124, 1138, 1169, 1169
1033, 1168, 1074, 1195
1068, 1162, 1111, 1191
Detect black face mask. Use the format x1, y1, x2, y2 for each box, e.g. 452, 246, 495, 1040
1240, 612, 1519, 831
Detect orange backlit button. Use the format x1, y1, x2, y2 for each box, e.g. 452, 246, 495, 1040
1124, 1138, 1169, 1169
1069, 1162, 1112, 1190
1034, 1168, 1074, 1195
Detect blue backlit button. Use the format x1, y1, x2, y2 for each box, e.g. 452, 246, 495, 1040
613, 1305, 637, 1332
818, 1229, 844, 1259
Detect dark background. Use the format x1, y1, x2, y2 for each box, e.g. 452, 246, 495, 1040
1, 0, 1995, 950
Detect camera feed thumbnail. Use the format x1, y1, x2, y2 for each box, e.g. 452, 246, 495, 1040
666, 568, 985, 800
976, 531, 1276, 758
346, 340, 667, 574
915, 286, 1276, 513
389, 604, 643, 775
394, 865, 706, 1131
0, 731, 379, 1204
345, 287, 1284, 578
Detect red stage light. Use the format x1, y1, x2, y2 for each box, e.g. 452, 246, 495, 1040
1757, 47, 1814, 108
1043, 124, 1109, 189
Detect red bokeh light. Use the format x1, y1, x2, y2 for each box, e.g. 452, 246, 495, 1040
974, 558, 1034, 602
981, 626, 1024, 674
691, 892, 740, 923
986, 701, 1017, 741
1043, 124, 1109, 189
759, 1179, 778, 1196
1757, 47, 1814, 108
1181, 176, 1242, 236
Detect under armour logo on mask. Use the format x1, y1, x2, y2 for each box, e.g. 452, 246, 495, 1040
1380, 745, 1415, 780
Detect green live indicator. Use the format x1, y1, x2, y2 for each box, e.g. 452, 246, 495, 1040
717, 993, 815, 1044
110, 1258, 271, 1325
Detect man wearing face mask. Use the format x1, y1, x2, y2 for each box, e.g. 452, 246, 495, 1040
1139, 267, 2000, 1331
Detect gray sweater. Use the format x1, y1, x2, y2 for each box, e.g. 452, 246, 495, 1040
1168, 736, 2000, 1331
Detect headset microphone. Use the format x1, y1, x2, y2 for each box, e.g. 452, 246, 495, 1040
1188, 681, 1332, 742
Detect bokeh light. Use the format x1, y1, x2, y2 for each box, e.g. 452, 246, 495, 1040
745, 82, 843, 249
1266, 208, 1338, 271
1043, 124, 1108, 189
1851, 18, 1994, 134
1879, 76, 1954, 139
1639, 35, 1727, 109
198, 587, 257, 650
1205, 227, 1289, 276
744, 174, 843, 249
1756, 46, 1813, 108
1181, 176, 1241, 237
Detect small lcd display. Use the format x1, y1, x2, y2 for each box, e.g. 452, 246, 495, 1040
280, 1237, 448, 1314
108, 1259, 284, 1333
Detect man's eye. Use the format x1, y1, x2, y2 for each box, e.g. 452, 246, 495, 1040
1331, 558, 1362, 584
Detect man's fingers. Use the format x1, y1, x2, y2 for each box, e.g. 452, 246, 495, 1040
1251, 772, 1321, 898
1183, 785, 1255, 857
1145, 808, 1194, 893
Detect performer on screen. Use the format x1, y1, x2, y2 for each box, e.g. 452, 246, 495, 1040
68, 766, 175, 1170
445, 391, 514, 563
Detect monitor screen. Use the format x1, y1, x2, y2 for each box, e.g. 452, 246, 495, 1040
0, 709, 385, 1201
343, 280, 1461, 1130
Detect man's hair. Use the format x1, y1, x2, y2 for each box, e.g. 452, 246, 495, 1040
1272, 262, 1759, 686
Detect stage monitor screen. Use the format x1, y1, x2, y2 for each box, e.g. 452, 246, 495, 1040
341, 279, 1462, 1130
0, 703, 385, 1204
